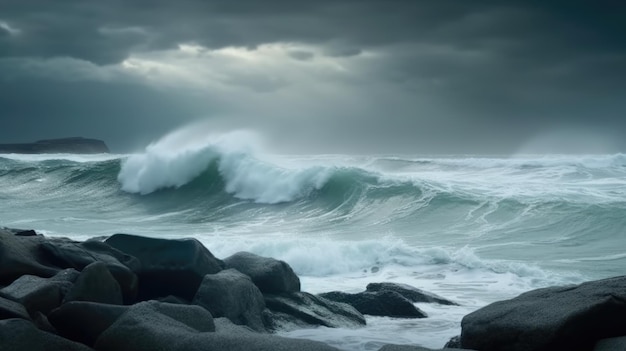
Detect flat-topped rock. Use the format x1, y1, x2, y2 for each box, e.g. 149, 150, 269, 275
366, 282, 458, 306
264, 292, 366, 331
461, 276, 626, 351
319, 290, 428, 319
0, 137, 110, 154
105, 234, 224, 301
224, 252, 300, 294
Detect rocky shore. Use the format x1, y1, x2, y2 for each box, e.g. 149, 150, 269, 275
0, 227, 624, 351
0, 137, 109, 154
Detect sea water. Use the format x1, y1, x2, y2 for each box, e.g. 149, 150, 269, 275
1, 130, 625, 350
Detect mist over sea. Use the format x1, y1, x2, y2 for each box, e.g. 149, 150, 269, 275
2, 129, 625, 350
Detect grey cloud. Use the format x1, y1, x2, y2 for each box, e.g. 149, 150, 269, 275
1, 1, 622, 64
288, 50, 314, 61
0, 1, 624, 153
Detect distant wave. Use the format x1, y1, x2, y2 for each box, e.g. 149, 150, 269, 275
118, 130, 340, 204
2, 133, 626, 243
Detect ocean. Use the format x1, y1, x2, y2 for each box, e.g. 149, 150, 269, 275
2, 130, 625, 350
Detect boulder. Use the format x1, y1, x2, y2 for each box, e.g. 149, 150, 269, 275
366, 282, 458, 305
40, 238, 139, 304
0, 269, 78, 314
148, 301, 216, 333
0, 295, 31, 320
224, 251, 300, 293
95, 303, 339, 351
63, 261, 123, 304
0, 318, 94, 351
94, 301, 215, 351
319, 290, 427, 318
192, 269, 266, 332
105, 234, 224, 300
51, 300, 216, 349
264, 292, 366, 331
5, 228, 38, 237
460, 276, 626, 351
214, 317, 256, 334
0, 230, 59, 284
49, 302, 130, 346
444, 335, 461, 348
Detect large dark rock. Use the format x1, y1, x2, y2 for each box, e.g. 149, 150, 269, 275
0, 295, 31, 320
63, 261, 123, 304
192, 269, 266, 332
460, 276, 626, 351
40, 238, 140, 304
264, 292, 366, 331
52, 300, 216, 349
0, 269, 78, 314
0, 230, 139, 303
105, 234, 224, 300
0, 318, 95, 351
0, 137, 109, 154
0, 230, 59, 284
95, 302, 338, 351
366, 282, 458, 306
444, 335, 461, 348
224, 251, 300, 294
49, 301, 129, 346
319, 290, 427, 318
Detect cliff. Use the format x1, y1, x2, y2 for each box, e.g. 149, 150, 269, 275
0, 137, 110, 154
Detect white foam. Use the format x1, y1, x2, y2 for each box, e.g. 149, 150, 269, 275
0, 153, 120, 162
117, 128, 334, 203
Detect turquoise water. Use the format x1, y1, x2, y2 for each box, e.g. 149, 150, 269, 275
2, 130, 625, 349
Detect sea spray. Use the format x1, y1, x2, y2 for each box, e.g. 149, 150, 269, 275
117, 128, 334, 203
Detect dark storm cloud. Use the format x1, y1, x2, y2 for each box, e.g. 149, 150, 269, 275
0, 0, 625, 153
2, 1, 623, 64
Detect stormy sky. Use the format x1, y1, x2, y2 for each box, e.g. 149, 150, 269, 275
1, 1, 625, 154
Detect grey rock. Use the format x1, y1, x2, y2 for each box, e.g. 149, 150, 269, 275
0, 295, 31, 320
105, 234, 224, 300
0, 230, 59, 284
0, 318, 94, 351
366, 282, 458, 306
213, 317, 256, 334
319, 290, 427, 318
264, 292, 366, 331
444, 335, 461, 348
147, 300, 215, 333
40, 238, 139, 304
224, 251, 300, 294
49, 301, 130, 346
0, 269, 78, 314
64, 261, 123, 304
193, 269, 266, 332
461, 276, 626, 351
95, 302, 338, 351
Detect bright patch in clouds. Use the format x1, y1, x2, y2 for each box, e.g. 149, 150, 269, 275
120, 43, 369, 92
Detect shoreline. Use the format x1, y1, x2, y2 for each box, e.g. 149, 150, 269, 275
1, 227, 625, 351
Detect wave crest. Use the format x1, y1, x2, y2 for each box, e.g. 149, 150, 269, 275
117, 130, 334, 204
